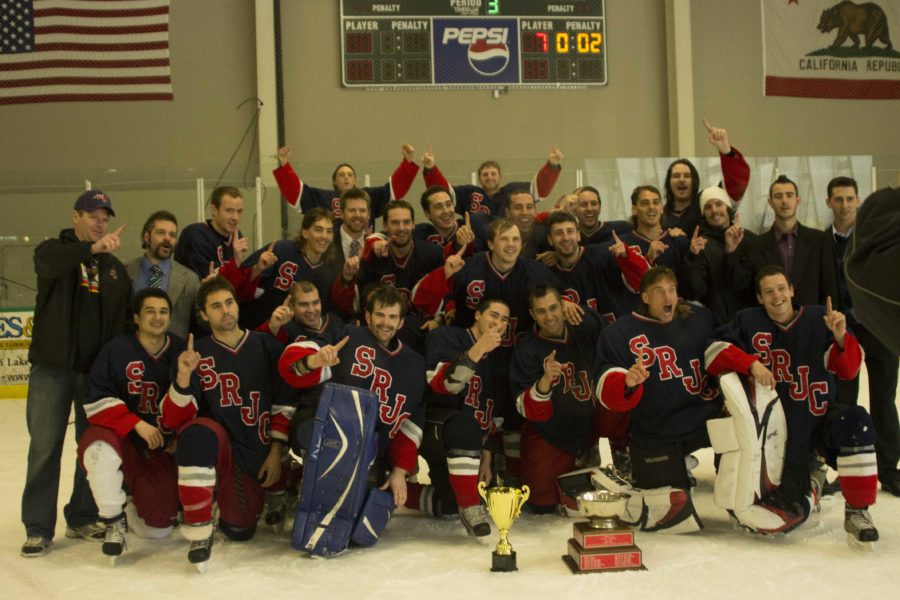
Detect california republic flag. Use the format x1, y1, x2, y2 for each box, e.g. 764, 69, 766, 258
763, 0, 900, 98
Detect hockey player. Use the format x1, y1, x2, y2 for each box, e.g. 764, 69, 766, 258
420, 143, 563, 216
161, 277, 287, 571
505, 189, 549, 259
593, 266, 721, 532
175, 186, 245, 279
77, 288, 185, 564
662, 119, 750, 234
260, 280, 345, 346
423, 297, 511, 539
571, 186, 632, 247
274, 144, 419, 226
510, 285, 607, 512
414, 185, 492, 254
620, 185, 690, 297
705, 265, 878, 544
278, 284, 426, 510
543, 211, 649, 322
238, 208, 353, 329
356, 199, 445, 312
411, 218, 567, 344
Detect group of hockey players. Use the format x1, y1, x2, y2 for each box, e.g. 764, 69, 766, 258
21, 122, 899, 572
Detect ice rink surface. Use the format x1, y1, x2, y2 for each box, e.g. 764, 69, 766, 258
1, 367, 897, 599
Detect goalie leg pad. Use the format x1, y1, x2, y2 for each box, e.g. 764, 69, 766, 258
291, 383, 380, 557
586, 466, 703, 533
350, 488, 395, 546
710, 372, 787, 517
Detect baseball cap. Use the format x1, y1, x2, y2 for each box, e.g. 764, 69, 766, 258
74, 189, 115, 217
698, 186, 732, 214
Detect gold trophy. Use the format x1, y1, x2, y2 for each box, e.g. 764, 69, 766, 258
478, 481, 530, 572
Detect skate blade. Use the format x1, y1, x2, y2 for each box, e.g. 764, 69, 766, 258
194, 560, 209, 574
847, 533, 876, 551
108, 555, 119, 567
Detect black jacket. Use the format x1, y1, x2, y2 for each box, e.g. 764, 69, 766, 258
726, 222, 837, 307
29, 228, 131, 370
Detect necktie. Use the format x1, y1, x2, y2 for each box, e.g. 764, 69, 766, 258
148, 265, 164, 289
349, 239, 360, 258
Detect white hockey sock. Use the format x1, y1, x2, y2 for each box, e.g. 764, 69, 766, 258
82, 440, 126, 520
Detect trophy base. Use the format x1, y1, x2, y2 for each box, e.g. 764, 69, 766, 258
491, 550, 518, 572
562, 554, 648, 574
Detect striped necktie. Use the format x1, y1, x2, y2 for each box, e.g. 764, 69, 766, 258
148, 265, 164, 289
349, 239, 361, 257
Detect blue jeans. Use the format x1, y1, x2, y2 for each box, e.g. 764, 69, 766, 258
21, 363, 98, 538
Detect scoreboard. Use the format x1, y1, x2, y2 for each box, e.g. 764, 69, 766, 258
340, 1, 607, 89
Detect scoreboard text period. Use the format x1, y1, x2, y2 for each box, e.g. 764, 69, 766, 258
340, 1, 607, 88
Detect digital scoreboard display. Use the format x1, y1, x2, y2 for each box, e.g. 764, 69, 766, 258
340, 1, 607, 88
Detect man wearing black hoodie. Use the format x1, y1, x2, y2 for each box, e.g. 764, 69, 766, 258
21, 190, 132, 557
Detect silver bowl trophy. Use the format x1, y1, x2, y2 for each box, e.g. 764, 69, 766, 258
562, 490, 647, 573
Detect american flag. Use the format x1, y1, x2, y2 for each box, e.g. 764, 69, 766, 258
0, 0, 172, 105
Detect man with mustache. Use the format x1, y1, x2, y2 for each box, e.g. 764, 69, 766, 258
127, 211, 199, 339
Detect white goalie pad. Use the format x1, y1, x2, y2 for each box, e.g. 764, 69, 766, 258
708, 372, 787, 531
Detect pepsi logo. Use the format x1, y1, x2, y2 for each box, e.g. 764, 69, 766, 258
467, 39, 510, 76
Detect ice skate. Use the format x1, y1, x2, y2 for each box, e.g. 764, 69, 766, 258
264, 491, 289, 533
102, 514, 128, 566
844, 505, 878, 551
458, 503, 492, 543
188, 534, 214, 573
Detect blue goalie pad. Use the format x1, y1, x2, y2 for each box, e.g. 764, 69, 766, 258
291, 383, 380, 557
350, 488, 396, 547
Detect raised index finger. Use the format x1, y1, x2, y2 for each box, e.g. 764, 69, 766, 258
334, 335, 350, 351
826, 296, 833, 316
465, 211, 471, 228
702, 118, 713, 132
113, 223, 127, 236
612, 230, 621, 244
187, 333, 194, 352
455, 242, 467, 258
268, 241, 276, 252
547, 349, 557, 362
692, 225, 700, 240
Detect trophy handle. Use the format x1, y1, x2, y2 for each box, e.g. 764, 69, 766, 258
478, 480, 488, 503
515, 485, 531, 517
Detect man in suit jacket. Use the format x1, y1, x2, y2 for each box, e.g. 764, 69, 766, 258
126, 211, 199, 339
823, 177, 900, 496
727, 175, 837, 307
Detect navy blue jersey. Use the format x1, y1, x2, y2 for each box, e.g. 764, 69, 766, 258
594, 306, 721, 446
174, 221, 240, 278
580, 220, 633, 247
358, 239, 444, 310
281, 313, 345, 346
84, 332, 186, 438
445, 252, 559, 346
239, 239, 341, 329
162, 330, 285, 473
620, 229, 690, 296
425, 326, 511, 432
551, 246, 638, 321
413, 212, 493, 254
706, 305, 863, 469
422, 163, 560, 217
280, 325, 426, 473
509, 311, 606, 455
273, 159, 418, 228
